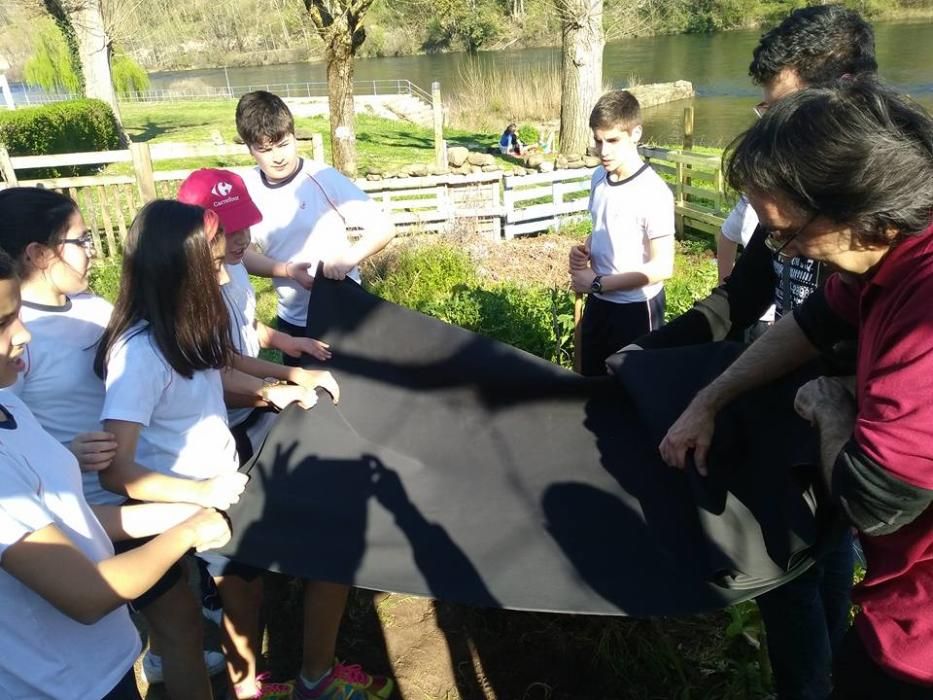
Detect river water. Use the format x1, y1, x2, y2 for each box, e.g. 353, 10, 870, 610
148, 20, 933, 146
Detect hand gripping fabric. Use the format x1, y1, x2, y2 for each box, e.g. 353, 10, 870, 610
218, 276, 842, 616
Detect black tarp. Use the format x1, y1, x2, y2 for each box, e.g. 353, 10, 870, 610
219, 277, 839, 616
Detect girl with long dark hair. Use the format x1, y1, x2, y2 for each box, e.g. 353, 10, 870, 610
0, 187, 231, 690
0, 243, 230, 699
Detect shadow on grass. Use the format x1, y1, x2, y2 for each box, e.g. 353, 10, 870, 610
128, 119, 171, 143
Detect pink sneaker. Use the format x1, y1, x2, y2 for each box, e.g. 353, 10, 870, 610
290, 662, 393, 700
236, 672, 293, 699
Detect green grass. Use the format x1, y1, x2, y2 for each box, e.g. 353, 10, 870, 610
117, 100, 533, 176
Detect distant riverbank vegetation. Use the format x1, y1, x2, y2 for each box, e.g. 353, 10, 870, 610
2, 0, 932, 76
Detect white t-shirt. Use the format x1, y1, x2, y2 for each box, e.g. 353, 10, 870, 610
588, 164, 675, 304
10, 294, 123, 506
100, 325, 238, 480
222, 263, 261, 428
0, 391, 140, 699
720, 196, 776, 323
242, 158, 392, 326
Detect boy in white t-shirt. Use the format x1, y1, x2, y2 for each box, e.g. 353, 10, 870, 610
235, 90, 396, 367
569, 90, 676, 376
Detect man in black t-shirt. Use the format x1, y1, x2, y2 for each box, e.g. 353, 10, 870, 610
628, 6, 876, 700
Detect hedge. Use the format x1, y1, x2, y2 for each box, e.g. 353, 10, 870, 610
0, 99, 121, 179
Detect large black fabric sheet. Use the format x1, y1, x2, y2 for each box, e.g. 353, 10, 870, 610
219, 278, 838, 616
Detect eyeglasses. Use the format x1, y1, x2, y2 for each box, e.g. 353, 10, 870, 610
753, 101, 769, 119
763, 213, 818, 261
61, 231, 96, 257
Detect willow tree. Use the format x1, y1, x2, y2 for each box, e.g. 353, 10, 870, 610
36, 0, 129, 143
304, 0, 376, 177
556, 0, 604, 156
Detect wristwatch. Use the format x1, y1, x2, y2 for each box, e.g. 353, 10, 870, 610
590, 275, 603, 294
260, 377, 285, 402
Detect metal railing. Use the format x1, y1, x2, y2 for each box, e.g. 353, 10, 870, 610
6, 79, 431, 106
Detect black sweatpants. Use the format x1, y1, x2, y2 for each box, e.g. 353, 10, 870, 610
580, 291, 665, 376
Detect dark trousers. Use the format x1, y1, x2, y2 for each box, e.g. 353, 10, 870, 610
832, 626, 933, 699
102, 667, 142, 700
276, 316, 306, 367
756, 531, 855, 700
580, 291, 665, 376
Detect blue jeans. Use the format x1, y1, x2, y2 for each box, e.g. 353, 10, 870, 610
756, 530, 855, 700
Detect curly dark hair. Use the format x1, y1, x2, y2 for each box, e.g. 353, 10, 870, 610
749, 5, 876, 87
725, 78, 933, 248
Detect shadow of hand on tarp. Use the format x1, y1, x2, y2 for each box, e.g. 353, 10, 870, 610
546, 344, 837, 618
223, 436, 393, 683
369, 457, 501, 608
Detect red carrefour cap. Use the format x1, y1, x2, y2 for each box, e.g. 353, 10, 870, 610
177, 169, 262, 234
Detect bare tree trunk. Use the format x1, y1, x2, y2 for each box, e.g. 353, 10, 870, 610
558, 0, 604, 156
304, 0, 375, 177
326, 36, 356, 177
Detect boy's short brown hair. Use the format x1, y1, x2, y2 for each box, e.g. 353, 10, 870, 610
235, 91, 295, 147
589, 90, 642, 132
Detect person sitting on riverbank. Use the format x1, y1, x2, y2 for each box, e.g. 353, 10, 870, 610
498, 122, 526, 155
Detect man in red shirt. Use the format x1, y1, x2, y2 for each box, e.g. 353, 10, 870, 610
659, 79, 933, 696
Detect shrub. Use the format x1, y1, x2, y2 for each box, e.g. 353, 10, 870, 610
517, 124, 540, 145
88, 257, 122, 304
0, 99, 121, 179
665, 245, 718, 320
364, 243, 575, 366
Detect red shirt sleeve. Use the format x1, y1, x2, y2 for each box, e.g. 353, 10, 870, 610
823, 273, 860, 326
854, 287, 933, 490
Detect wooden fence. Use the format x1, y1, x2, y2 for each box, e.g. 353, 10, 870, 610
0, 137, 731, 259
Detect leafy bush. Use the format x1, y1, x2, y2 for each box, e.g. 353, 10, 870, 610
0, 99, 121, 179
365, 243, 575, 366
88, 257, 123, 304
665, 246, 718, 320
517, 124, 540, 145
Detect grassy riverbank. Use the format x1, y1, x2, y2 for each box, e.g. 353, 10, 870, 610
118, 100, 526, 175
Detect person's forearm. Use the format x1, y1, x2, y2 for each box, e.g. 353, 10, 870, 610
695, 313, 818, 411
346, 226, 395, 266
90, 522, 198, 616
813, 415, 853, 493
601, 260, 674, 292
222, 366, 265, 396
257, 322, 302, 358
231, 352, 291, 382
256, 321, 280, 350
91, 502, 202, 541
243, 249, 291, 278
99, 458, 207, 505
717, 237, 739, 282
